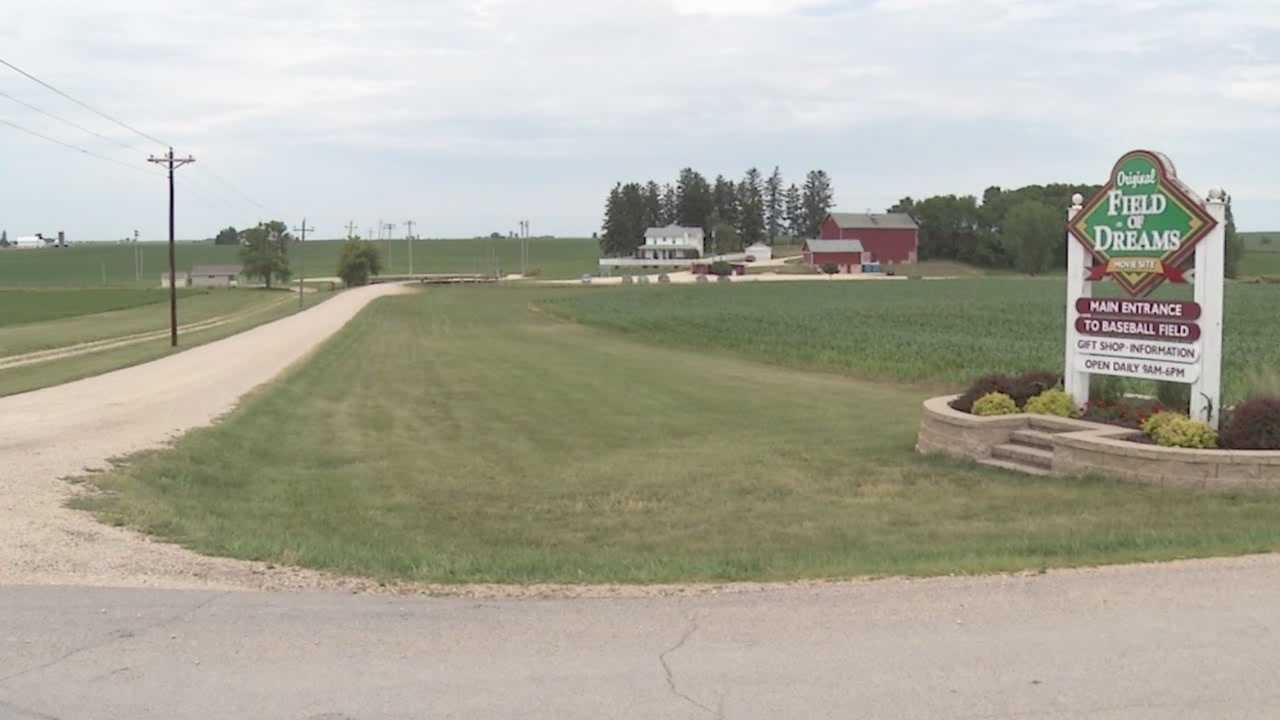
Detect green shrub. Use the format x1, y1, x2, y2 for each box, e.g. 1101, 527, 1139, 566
1141, 411, 1184, 439
336, 239, 384, 287
952, 374, 1014, 413
821, 263, 840, 275
1220, 396, 1280, 450
1025, 389, 1078, 418
1144, 413, 1218, 449
973, 392, 1018, 417
709, 261, 733, 277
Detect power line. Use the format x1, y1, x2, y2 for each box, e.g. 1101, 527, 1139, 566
0, 116, 153, 176
0, 89, 135, 150
0, 55, 168, 147
194, 164, 268, 210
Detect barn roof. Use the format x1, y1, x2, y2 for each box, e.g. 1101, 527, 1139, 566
805, 239, 865, 253
190, 264, 243, 276
645, 224, 705, 240
827, 212, 918, 230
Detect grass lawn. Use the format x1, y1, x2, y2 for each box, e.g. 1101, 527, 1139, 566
543, 279, 1280, 404
0, 288, 196, 327
0, 288, 332, 397
0, 237, 598, 288
79, 285, 1280, 585
1241, 251, 1280, 278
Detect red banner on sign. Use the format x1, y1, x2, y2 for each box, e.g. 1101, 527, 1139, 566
1076, 316, 1200, 342
1075, 298, 1202, 321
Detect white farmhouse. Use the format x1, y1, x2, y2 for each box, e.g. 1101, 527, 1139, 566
635, 224, 704, 261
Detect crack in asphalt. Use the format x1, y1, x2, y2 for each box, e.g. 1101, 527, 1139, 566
0, 591, 228, 687
659, 612, 724, 718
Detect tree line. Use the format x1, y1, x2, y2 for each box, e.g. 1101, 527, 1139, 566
600, 168, 834, 257
893, 184, 1245, 277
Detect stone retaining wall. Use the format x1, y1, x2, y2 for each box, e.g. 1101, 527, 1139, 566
917, 395, 1280, 489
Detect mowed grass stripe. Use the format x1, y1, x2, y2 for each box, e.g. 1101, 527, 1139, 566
79, 286, 1280, 585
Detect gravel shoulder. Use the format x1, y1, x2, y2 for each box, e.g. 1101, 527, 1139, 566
0, 283, 412, 592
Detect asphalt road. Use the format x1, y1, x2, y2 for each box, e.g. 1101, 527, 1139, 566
5, 554, 1280, 719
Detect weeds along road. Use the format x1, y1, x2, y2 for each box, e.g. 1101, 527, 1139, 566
0, 281, 412, 591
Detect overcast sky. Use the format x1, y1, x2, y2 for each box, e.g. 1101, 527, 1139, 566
2, 0, 1277, 240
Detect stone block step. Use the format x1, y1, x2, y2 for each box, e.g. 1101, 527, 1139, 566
978, 457, 1052, 477
1009, 429, 1056, 451
992, 443, 1054, 470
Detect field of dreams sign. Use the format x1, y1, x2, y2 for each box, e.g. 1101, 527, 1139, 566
1063, 150, 1227, 427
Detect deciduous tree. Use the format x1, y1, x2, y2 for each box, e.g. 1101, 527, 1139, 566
239, 221, 292, 288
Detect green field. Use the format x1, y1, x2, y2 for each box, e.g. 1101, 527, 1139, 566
79, 285, 1280, 586
0, 237, 598, 288
544, 279, 1280, 404
0, 288, 196, 327
0, 288, 331, 396
1241, 231, 1280, 251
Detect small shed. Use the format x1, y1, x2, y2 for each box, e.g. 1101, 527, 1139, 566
744, 243, 772, 262
160, 272, 191, 288
190, 264, 243, 288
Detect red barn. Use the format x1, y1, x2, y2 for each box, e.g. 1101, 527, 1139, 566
817, 212, 919, 265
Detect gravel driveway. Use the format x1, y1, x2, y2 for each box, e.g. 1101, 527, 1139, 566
0, 282, 412, 591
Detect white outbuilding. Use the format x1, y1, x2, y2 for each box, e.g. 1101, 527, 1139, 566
744, 242, 772, 262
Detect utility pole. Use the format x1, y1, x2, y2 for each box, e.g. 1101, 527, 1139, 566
345, 220, 358, 240
293, 218, 315, 309
384, 222, 395, 270
404, 219, 416, 275
147, 147, 195, 347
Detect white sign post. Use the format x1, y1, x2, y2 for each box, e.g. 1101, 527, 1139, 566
1191, 190, 1227, 427
1064, 150, 1225, 428
1064, 195, 1092, 409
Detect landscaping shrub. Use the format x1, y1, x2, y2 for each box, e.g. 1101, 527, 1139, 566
951, 374, 1014, 413
821, 263, 840, 275
1145, 414, 1218, 449
972, 392, 1018, 417
1025, 389, 1078, 418
1141, 411, 1184, 439
709, 261, 733, 277
658, 273, 671, 284
1009, 371, 1061, 407
1155, 382, 1191, 414
1220, 396, 1280, 450
336, 239, 384, 287
1083, 398, 1166, 429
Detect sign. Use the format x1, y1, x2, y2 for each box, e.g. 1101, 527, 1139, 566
1075, 337, 1200, 365
1063, 149, 1225, 425
1068, 150, 1217, 297
1074, 298, 1201, 321
1076, 356, 1201, 383
1075, 316, 1200, 342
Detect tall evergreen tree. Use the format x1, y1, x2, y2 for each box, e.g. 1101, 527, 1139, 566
764, 167, 784, 244
676, 168, 713, 232
660, 183, 678, 225
737, 167, 766, 247
643, 181, 663, 229
801, 170, 835, 238
784, 184, 803, 239
712, 175, 739, 229
600, 184, 624, 256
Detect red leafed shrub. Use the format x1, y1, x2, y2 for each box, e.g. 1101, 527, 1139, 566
1009, 371, 1062, 408
1082, 398, 1166, 430
952, 371, 1061, 414
951, 374, 1014, 413
1220, 397, 1280, 450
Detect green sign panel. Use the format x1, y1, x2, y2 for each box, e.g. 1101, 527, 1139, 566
1069, 150, 1217, 297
